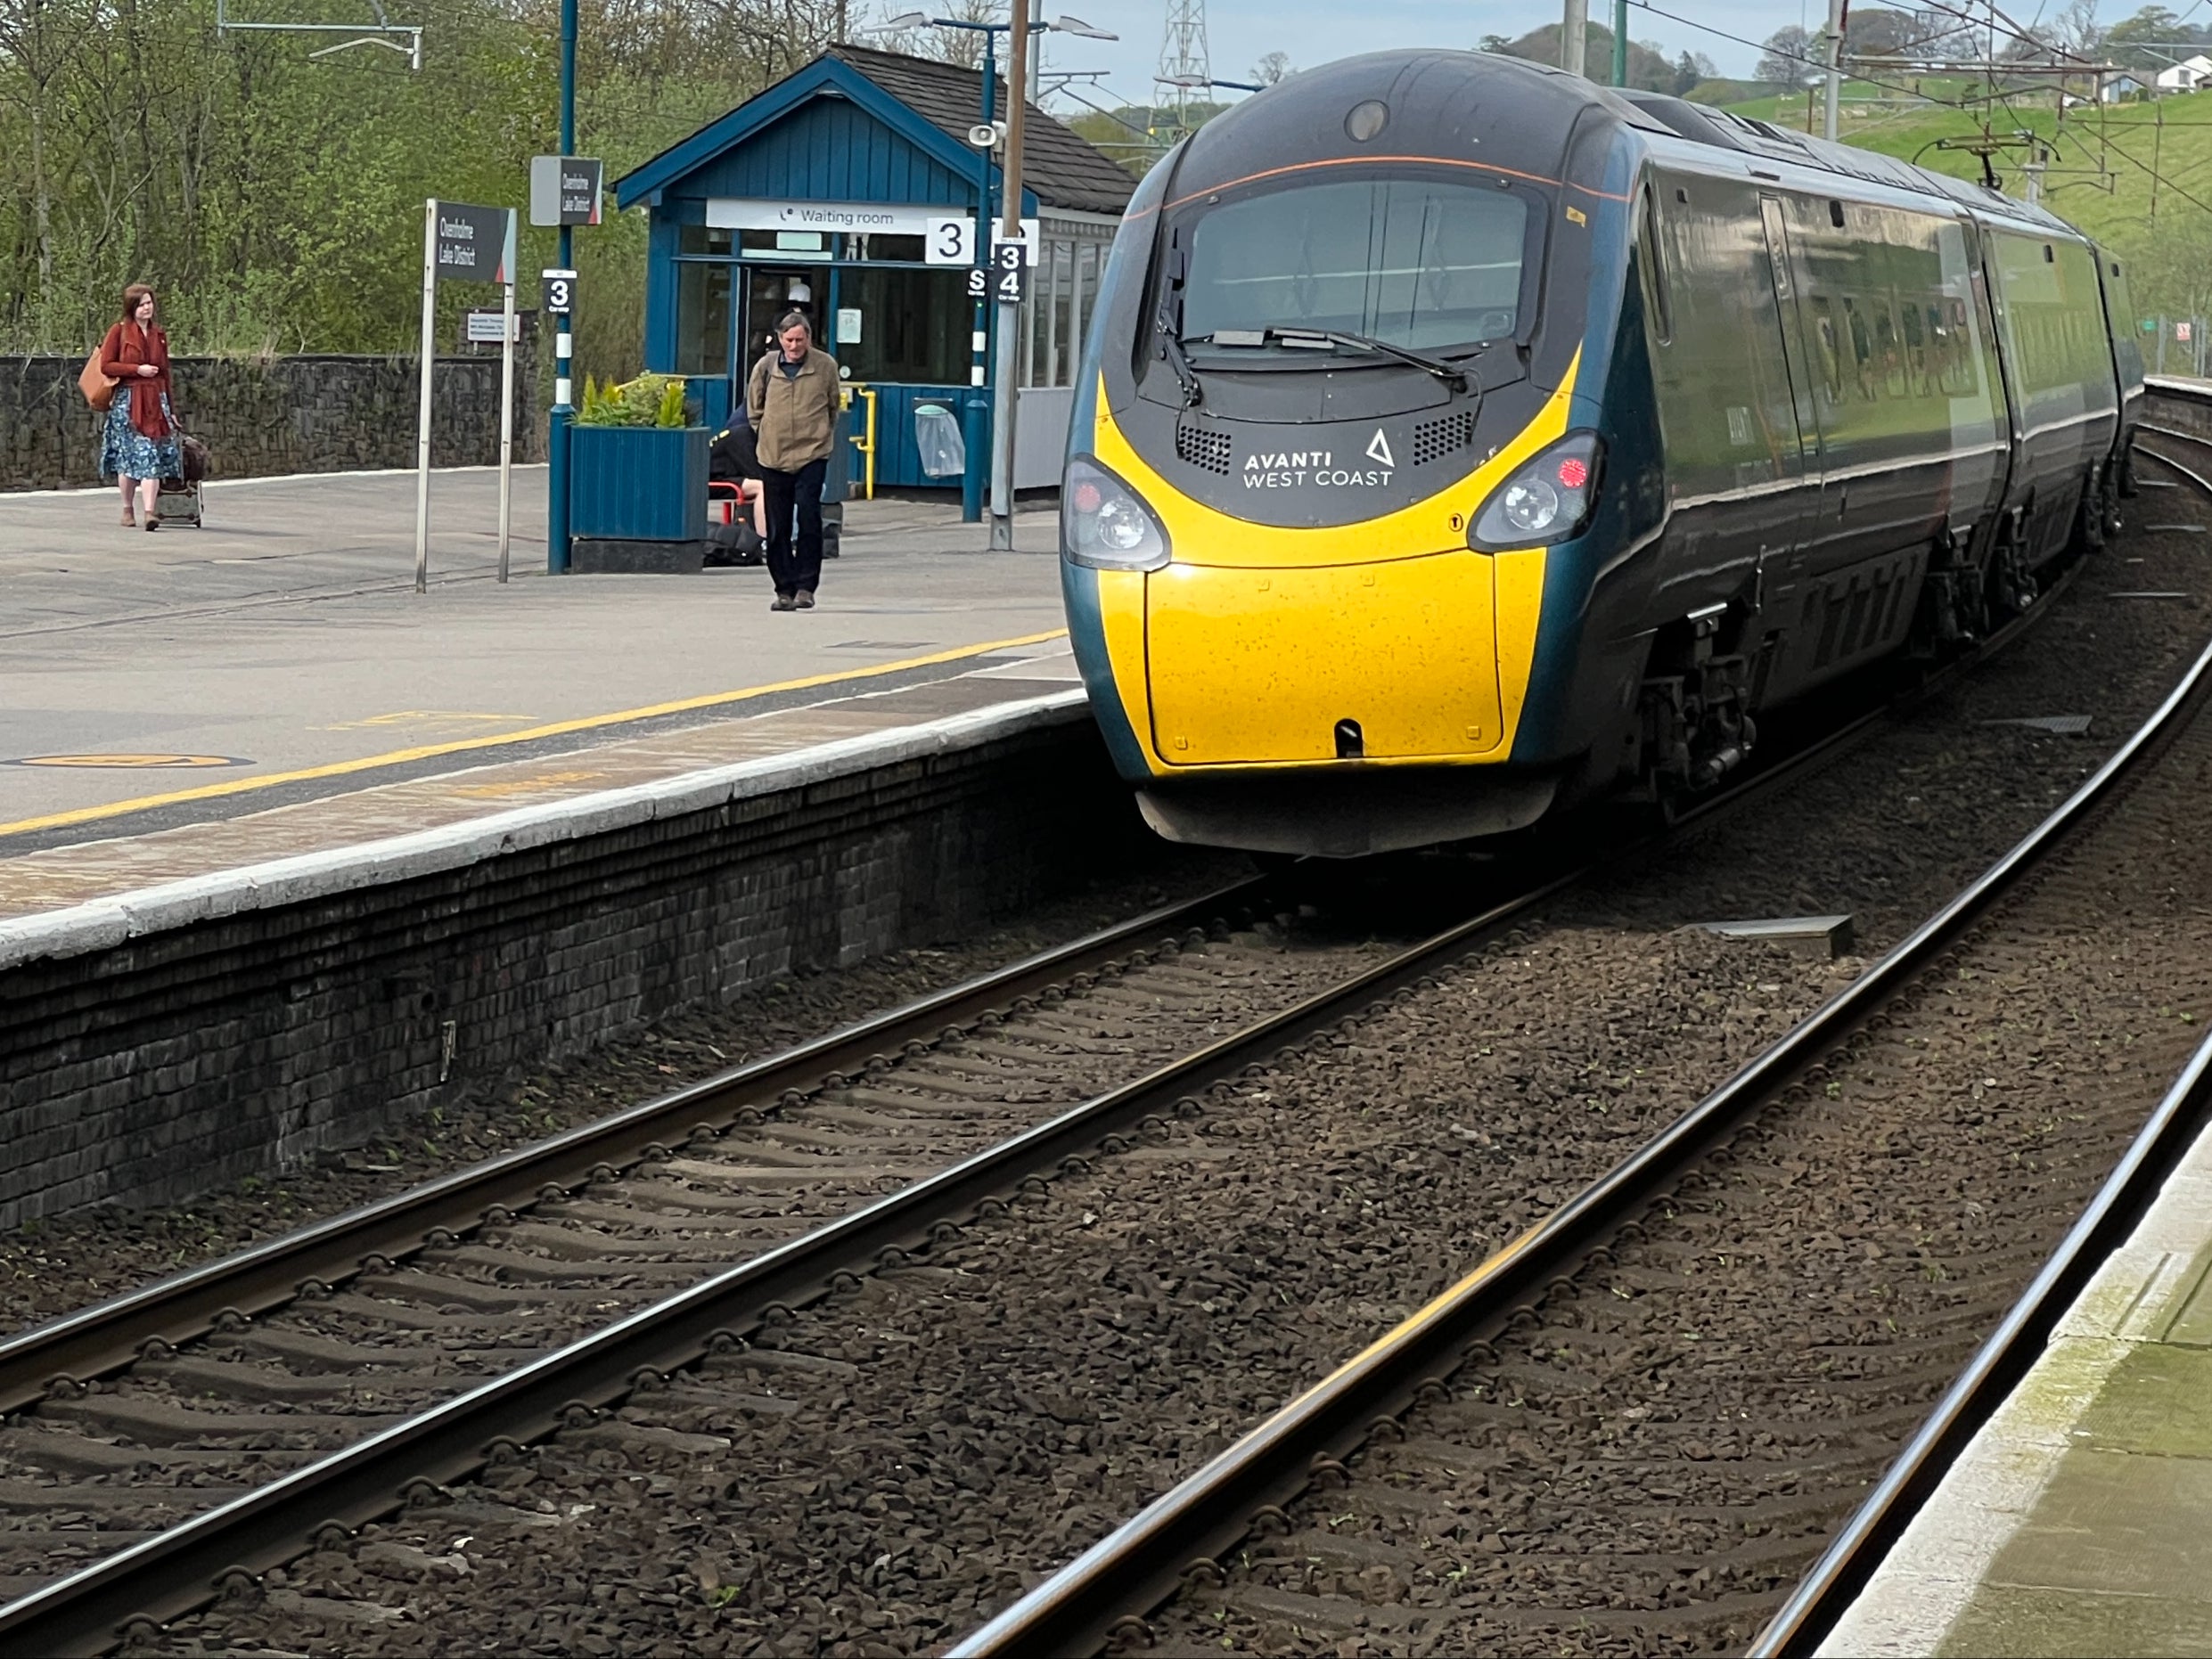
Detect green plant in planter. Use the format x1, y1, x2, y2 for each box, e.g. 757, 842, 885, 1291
577, 372, 689, 427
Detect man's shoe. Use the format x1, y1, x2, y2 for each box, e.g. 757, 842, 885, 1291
795, 590, 815, 609
770, 592, 797, 611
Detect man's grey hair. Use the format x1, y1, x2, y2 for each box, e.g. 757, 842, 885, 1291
776, 310, 812, 335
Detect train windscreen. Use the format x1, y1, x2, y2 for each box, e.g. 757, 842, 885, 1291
1179, 176, 1530, 355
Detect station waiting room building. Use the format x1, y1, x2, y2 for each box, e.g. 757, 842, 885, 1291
613, 45, 1138, 491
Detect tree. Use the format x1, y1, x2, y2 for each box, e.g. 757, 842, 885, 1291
1757, 25, 1815, 85
1065, 106, 1165, 178
1844, 7, 1924, 58
1673, 50, 1716, 94
1251, 50, 1292, 85
0, 0, 845, 369
1479, 21, 1690, 93
2103, 4, 2211, 73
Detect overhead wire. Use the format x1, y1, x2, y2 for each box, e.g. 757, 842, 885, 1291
1626, 0, 1995, 110
1641, 0, 2212, 209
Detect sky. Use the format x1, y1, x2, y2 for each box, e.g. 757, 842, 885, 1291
1019, 0, 1815, 110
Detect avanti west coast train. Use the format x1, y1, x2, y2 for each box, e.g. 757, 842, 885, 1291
1059, 50, 2144, 857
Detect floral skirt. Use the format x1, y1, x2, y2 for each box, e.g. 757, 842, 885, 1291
100, 386, 182, 482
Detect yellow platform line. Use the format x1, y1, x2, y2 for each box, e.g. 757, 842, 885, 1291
0, 629, 1069, 841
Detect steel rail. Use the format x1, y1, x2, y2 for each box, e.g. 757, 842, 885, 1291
0, 877, 1274, 1418
0, 510, 2094, 1655
947, 629, 2212, 1659
0, 562, 2057, 1427
2134, 425, 2212, 495
0, 865, 1602, 1658
1744, 405, 2212, 1655
1747, 1022, 2212, 1656
0, 663, 1970, 1656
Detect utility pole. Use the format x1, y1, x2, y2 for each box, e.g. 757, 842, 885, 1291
548, 0, 578, 573
989, 0, 1031, 552
1561, 0, 1587, 77
963, 30, 995, 525
1823, 0, 1847, 141
1611, 0, 1627, 84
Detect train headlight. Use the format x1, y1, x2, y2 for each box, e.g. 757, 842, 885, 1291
1063, 456, 1171, 571
1471, 432, 1604, 551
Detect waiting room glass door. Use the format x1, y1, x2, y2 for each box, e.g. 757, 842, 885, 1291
738, 266, 825, 384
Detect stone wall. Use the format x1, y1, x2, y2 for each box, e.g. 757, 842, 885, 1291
0, 352, 541, 490
0, 709, 1158, 1229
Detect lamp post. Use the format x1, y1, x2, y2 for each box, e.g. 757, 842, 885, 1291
880, 11, 1116, 535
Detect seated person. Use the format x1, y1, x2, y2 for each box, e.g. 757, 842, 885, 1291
709, 415, 768, 543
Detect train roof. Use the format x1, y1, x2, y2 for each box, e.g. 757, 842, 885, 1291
1609, 88, 2083, 239
1168, 51, 2086, 246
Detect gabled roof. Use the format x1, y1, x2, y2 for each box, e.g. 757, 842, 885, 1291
614, 45, 1135, 218
826, 45, 1135, 216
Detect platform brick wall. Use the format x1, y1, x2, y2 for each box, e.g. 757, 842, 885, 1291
0, 352, 540, 491
2146, 380, 2212, 444
0, 722, 1155, 1229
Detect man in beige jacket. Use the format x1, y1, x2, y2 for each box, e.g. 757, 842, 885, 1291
746, 311, 840, 609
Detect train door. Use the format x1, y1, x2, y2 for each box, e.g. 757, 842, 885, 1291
1755, 198, 1822, 638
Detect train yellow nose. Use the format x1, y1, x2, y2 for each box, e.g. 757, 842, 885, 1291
1144, 552, 1505, 766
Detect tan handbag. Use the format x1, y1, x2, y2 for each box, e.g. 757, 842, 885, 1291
79, 346, 119, 413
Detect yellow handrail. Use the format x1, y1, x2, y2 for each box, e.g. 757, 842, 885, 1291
844, 384, 879, 501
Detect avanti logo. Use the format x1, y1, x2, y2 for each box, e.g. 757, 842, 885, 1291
1365, 429, 1396, 468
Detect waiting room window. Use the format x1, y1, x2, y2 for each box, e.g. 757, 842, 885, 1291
676, 261, 733, 377
833, 265, 971, 384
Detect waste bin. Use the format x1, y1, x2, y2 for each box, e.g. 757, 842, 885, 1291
913, 400, 966, 479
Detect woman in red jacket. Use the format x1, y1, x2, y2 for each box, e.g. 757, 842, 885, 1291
99, 283, 182, 532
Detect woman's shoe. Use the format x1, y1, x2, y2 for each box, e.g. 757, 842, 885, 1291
143, 518, 160, 532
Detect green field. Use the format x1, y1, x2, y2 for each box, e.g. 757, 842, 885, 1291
1706, 81, 2212, 322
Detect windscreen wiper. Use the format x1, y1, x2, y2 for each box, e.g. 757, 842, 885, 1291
1156, 315, 1203, 407
1193, 326, 1474, 394
1153, 230, 1201, 407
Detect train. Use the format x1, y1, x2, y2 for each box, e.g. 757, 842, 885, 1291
1057, 49, 2145, 857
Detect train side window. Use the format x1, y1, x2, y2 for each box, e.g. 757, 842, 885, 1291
1873, 302, 1906, 397
1842, 298, 1875, 399
1808, 296, 1843, 404
1901, 302, 1930, 396
1936, 298, 1977, 396
1639, 188, 1673, 344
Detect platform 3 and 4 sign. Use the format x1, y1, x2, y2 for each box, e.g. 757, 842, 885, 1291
966, 241, 1030, 305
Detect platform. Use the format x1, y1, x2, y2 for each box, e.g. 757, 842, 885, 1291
0, 466, 1071, 885
1821, 1105, 2212, 1657
0, 472, 1126, 1226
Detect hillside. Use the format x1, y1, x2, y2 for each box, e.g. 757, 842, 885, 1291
1715, 85, 2212, 322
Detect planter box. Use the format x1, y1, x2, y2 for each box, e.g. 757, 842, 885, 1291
570, 424, 709, 543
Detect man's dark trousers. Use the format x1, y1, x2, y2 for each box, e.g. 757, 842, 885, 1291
761, 457, 828, 597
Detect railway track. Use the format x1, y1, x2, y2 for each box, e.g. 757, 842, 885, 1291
0, 443, 2193, 1655
954, 439, 2212, 1656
